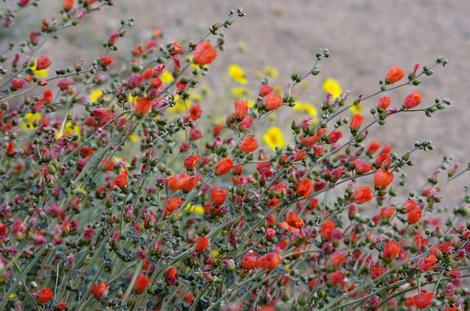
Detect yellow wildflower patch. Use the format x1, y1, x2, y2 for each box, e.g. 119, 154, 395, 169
263, 127, 286, 151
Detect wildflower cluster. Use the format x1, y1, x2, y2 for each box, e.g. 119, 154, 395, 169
0, 1, 468, 310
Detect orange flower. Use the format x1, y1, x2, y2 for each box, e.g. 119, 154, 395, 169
184, 154, 200, 170
383, 240, 401, 260
91, 282, 108, 299
366, 140, 381, 155
256, 252, 281, 270
134, 273, 150, 294
403, 92, 422, 109
233, 99, 249, 120
264, 92, 283, 110
350, 114, 364, 131
239, 135, 259, 153
285, 212, 304, 229
241, 251, 258, 270
165, 267, 178, 280
417, 254, 437, 272
164, 197, 183, 216
405, 199, 422, 224
296, 179, 313, 198
211, 187, 227, 206
377, 96, 391, 110
181, 174, 201, 192
320, 220, 336, 240
114, 168, 128, 189
330, 251, 347, 267
352, 186, 373, 204
167, 173, 190, 191
374, 169, 394, 189
385, 66, 404, 84
63, 0, 74, 11
36, 288, 54, 304
413, 291, 434, 309
36, 56, 51, 70
99, 55, 113, 67
379, 207, 396, 219
195, 236, 209, 253
214, 157, 234, 176
193, 41, 217, 65
135, 97, 153, 116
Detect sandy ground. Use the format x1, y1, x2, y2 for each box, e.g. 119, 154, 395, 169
7, 0, 470, 202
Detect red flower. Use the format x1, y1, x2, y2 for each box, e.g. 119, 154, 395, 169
296, 179, 313, 198
327, 130, 343, 144
189, 104, 202, 121
184, 154, 200, 170
164, 197, 183, 216
373, 169, 394, 189
167, 173, 190, 191
350, 114, 364, 131
233, 99, 249, 120
352, 186, 373, 204
383, 240, 401, 260
256, 252, 281, 270
135, 97, 152, 116
114, 168, 128, 189
413, 291, 434, 309
285, 212, 304, 229
241, 251, 258, 270
11, 78, 27, 90
327, 271, 344, 286
63, 0, 74, 11
165, 267, 177, 280
353, 159, 373, 174
403, 92, 422, 109
99, 55, 113, 67
91, 282, 108, 299
211, 187, 227, 206
193, 41, 217, 65
181, 174, 200, 192
379, 207, 396, 220
264, 92, 283, 110
214, 157, 234, 176
405, 199, 422, 224
134, 273, 150, 294
195, 236, 209, 253
330, 251, 347, 267
36, 56, 51, 70
417, 254, 437, 272
259, 84, 273, 96
36, 287, 54, 304
239, 135, 258, 153
366, 140, 381, 155
385, 66, 404, 84
375, 153, 392, 169
320, 220, 336, 240
377, 96, 391, 110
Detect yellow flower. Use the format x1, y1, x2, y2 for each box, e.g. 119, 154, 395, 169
294, 102, 318, 116
349, 102, 363, 114
246, 100, 255, 108
211, 249, 220, 258
90, 89, 104, 103
168, 94, 191, 113
263, 127, 286, 151
32, 62, 48, 79
322, 77, 342, 99
228, 64, 247, 85
161, 71, 174, 84
185, 203, 204, 215
231, 87, 249, 99
129, 134, 139, 143
57, 121, 80, 139
264, 66, 279, 78
19, 112, 42, 130
189, 90, 203, 102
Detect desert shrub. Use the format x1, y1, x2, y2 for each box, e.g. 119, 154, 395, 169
0, 1, 468, 310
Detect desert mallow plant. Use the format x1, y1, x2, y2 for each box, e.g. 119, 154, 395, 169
0, 1, 468, 310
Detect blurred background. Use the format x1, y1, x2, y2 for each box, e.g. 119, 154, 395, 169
5, 0, 470, 199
